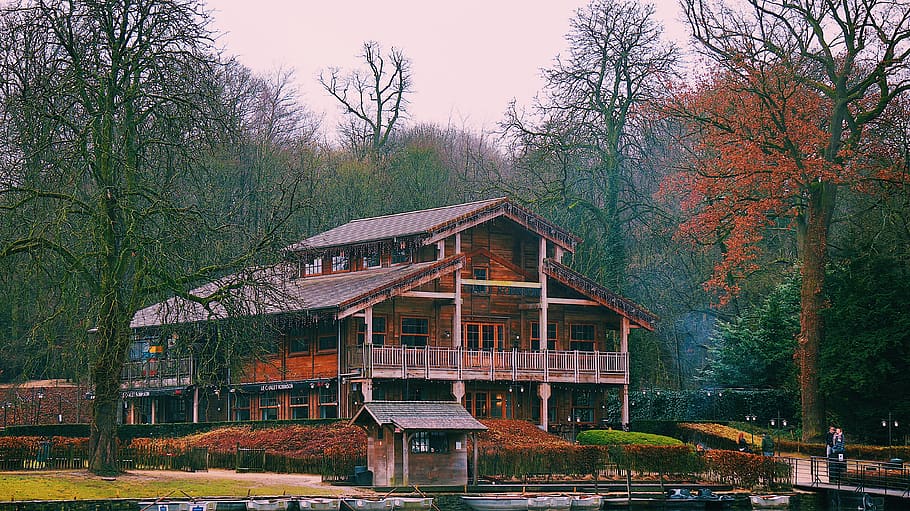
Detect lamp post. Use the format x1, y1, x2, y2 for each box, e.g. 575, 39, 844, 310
35, 391, 44, 425
770, 414, 788, 456
881, 412, 899, 458
745, 414, 758, 446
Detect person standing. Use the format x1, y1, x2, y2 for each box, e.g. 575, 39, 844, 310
738, 432, 750, 453
826, 425, 836, 457
761, 433, 774, 456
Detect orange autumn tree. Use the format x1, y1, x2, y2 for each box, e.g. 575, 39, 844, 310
675, 0, 910, 441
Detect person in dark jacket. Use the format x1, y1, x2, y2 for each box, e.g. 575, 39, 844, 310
761, 433, 774, 456
826, 425, 836, 456
737, 432, 751, 453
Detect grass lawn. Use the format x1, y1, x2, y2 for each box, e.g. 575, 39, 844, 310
0, 470, 342, 501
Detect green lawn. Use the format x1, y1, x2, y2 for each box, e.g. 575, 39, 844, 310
0, 471, 339, 501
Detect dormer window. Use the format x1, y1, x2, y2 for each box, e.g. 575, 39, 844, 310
363, 252, 381, 269
302, 256, 322, 276
392, 244, 410, 264
331, 253, 349, 272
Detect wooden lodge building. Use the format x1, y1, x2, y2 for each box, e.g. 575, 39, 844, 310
125, 198, 656, 433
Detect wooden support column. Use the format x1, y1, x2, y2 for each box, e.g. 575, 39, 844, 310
621, 385, 630, 431
402, 432, 410, 486
472, 431, 479, 485
193, 387, 199, 423
538, 237, 548, 351
452, 381, 465, 403
361, 379, 373, 403
454, 233, 463, 348
437, 240, 445, 260
150, 398, 157, 425
538, 383, 551, 431
365, 306, 373, 345
621, 317, 630, 429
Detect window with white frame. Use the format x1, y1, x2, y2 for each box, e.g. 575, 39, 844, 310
302, 257, 322, 276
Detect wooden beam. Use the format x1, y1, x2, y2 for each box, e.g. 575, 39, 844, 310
401, 291, 456, 299
462, 278, 541, 288
548, 298, 600, 306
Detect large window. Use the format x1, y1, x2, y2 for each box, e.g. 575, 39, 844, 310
401, 317, 429, 347
259, 391, 279, 421
290, 389, 310, 419
465, 323, 504, 350
410, 431, 449, 453
570, 324, 596, 352
303, 257, 322, 276
232, 394, 250, 421
572, 391, 594, 423
319, 386, 337, 418
356, 316, 387, 346
466, 391, 511, 419
531, 322, 558, 350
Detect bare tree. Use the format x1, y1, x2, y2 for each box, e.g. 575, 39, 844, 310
0, 0, 301, 474
501, 0, 678, 290
319, 41, 412, 158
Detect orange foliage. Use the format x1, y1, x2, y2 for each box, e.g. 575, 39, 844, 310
661, 64, 892, 302
476, 419, 570, 450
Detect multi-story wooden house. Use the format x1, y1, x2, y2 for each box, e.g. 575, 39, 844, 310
124, 198, 655, 432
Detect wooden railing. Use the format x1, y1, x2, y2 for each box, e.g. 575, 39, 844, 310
120, 356, 194, 388
350, 346, 627, 384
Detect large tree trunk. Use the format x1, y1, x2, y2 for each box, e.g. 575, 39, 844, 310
796, 181, 836, 442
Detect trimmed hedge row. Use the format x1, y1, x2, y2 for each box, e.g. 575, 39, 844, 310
1, 419, 343, 441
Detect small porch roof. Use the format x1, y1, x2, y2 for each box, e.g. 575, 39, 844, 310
351, 401, 488, 431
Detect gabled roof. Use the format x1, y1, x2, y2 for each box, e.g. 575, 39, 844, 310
130, 257, 463, 328
351, 401, 488, 431
286, 198, 580, 255
543, 259, 657, 331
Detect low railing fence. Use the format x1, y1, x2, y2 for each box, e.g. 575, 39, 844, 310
808, 455, 910, 494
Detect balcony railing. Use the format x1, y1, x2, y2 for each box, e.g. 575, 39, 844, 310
350, 345, 627, 384
120, 357, 194, 389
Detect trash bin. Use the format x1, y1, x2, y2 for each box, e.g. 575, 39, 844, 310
829, 452, 846, 483
353, 466, 372, 485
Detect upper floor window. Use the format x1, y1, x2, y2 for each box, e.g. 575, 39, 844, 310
357, 316, 387, 346
303, 257, 322, 276
401, 317, 429, 347
331, 254, 349, 272
363, 252, 381, 269
531, 322, 558, 351
288, 335, 310, 354
570, 324, 596, 352
465, 322, 504, 350
392, 245, 410, 264
472, 267, 488, 294
318, 334, 336, 352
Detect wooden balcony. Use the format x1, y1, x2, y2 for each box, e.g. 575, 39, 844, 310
350, 346, 628, 385
120, 357, 194, 389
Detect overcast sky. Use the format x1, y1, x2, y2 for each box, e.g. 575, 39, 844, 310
209, 1, 690, 134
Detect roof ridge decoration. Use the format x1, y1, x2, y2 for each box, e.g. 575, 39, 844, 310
336, 255, 464, 319
286, 197, 580, 255
543, 258, 657, 331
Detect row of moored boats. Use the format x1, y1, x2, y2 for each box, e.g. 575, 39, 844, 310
140, 497, 435, 511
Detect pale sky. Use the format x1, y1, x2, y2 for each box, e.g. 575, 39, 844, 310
209, 1, 689, 134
